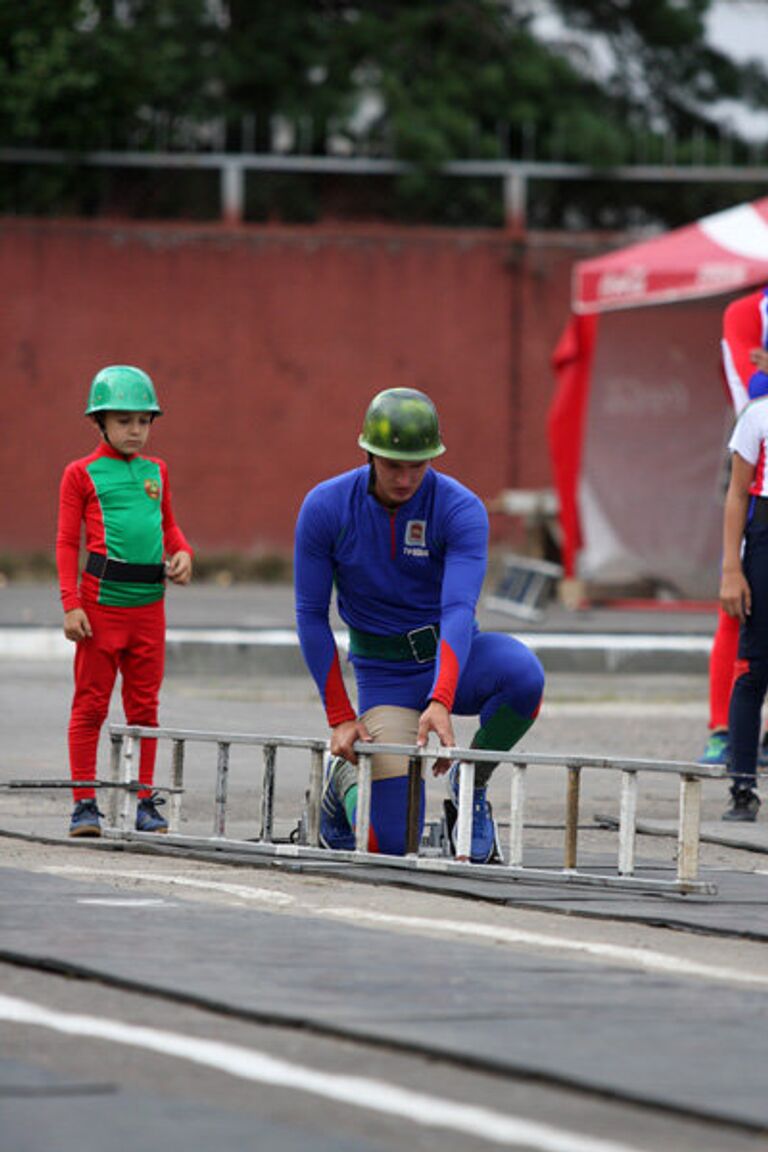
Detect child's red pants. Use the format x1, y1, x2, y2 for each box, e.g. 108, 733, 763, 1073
68, 600, 165, 802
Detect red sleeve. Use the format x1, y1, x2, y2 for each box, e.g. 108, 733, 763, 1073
722, 291, 765, 411
159, 461, 193, 559
56, 463, 87, 612
429, 640, 460, 711
323, 651, 356, 727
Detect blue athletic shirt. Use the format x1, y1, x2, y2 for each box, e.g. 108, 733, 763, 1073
294, 464, 488, 726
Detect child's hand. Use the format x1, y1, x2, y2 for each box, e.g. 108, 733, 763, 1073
720, 568, 751, 623
166, 551, 193, 585
64, 608, 92, 642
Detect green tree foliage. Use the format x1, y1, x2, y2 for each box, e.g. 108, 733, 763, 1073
548, 0, 768, 136
1, 0, 766, 225
0, 1, 222, 149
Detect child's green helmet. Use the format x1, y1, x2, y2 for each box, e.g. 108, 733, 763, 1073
358, 388, 445, 461
85, 365, 162, 415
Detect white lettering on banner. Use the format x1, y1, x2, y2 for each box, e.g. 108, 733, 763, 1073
696, 263, 749, 288
596, 267, 647, 300
403, 546, 429, 558
602, 378, 688, 417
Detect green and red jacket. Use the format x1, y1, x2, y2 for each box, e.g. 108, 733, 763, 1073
56, 441, 191, 610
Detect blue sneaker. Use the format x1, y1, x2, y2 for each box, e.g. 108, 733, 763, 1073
136, 793, 168, 833
69, 799, 103, 838
698, 730, 730, 767
446, 764, 499, 863
320, 757, 356, 850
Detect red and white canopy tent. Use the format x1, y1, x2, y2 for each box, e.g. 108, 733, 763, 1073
548, 197, 768, 598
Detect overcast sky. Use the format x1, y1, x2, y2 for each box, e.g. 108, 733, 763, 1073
527, 0, 768, 142
707, 0, 767, 61
707, 0, 768, 138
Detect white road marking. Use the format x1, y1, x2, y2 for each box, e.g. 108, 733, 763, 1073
317, 908, 768, 987
0, 993, 648, 1152
77, 898, 169, 907
0, 624, 710, 662
45, 867, 294, 906
44, 865, 765, 987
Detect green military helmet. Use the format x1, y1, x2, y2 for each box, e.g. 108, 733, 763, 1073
85, 365, 162, 416
358, 387, 446, 461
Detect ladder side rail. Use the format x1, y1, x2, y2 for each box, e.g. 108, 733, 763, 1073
110, 726, 727, 779
110, 724, 334, 750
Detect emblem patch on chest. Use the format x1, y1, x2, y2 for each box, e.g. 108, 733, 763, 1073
144, 479, 161, 500
404, 519, 429, 557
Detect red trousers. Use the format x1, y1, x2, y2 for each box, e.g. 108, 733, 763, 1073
68, 600, 165, 802
708, 606, 739, 731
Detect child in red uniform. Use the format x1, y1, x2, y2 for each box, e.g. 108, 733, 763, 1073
56, 365, 193, 837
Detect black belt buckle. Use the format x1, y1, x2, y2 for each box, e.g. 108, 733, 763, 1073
407, 625, 438, 663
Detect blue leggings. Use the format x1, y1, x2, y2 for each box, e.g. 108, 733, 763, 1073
345, 775, 426, 856
729, 520, 768, 791
347, 631, 544, 853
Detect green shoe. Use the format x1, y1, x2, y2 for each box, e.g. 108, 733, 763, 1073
698, 731, 730, 767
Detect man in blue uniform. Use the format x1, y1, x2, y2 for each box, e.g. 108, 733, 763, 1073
294, 387, 544, 862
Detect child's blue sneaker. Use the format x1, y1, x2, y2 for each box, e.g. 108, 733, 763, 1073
698, 730, 730, 767
320, 757, 356, 850
136, 793, 168, 833
446, 764, 499, 863
69, 799, 103, 838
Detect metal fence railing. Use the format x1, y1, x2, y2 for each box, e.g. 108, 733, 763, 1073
4, 147, 768, 228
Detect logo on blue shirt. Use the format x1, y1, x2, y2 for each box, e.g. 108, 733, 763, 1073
404, 519, 429, 557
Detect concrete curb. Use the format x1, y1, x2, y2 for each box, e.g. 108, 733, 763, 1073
0, 626, 712, 675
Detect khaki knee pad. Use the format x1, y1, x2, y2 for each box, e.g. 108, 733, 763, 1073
360, 705, 420, 780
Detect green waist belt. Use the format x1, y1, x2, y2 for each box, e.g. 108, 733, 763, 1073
348, 624, 440, 664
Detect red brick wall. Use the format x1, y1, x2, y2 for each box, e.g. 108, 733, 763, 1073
0, 217, 611, 558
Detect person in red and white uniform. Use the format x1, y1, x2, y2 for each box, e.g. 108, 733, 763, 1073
699, 287, 768, 771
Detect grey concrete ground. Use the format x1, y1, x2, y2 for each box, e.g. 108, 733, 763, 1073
0, 578, 721, 634
3, 580, 768, 1150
